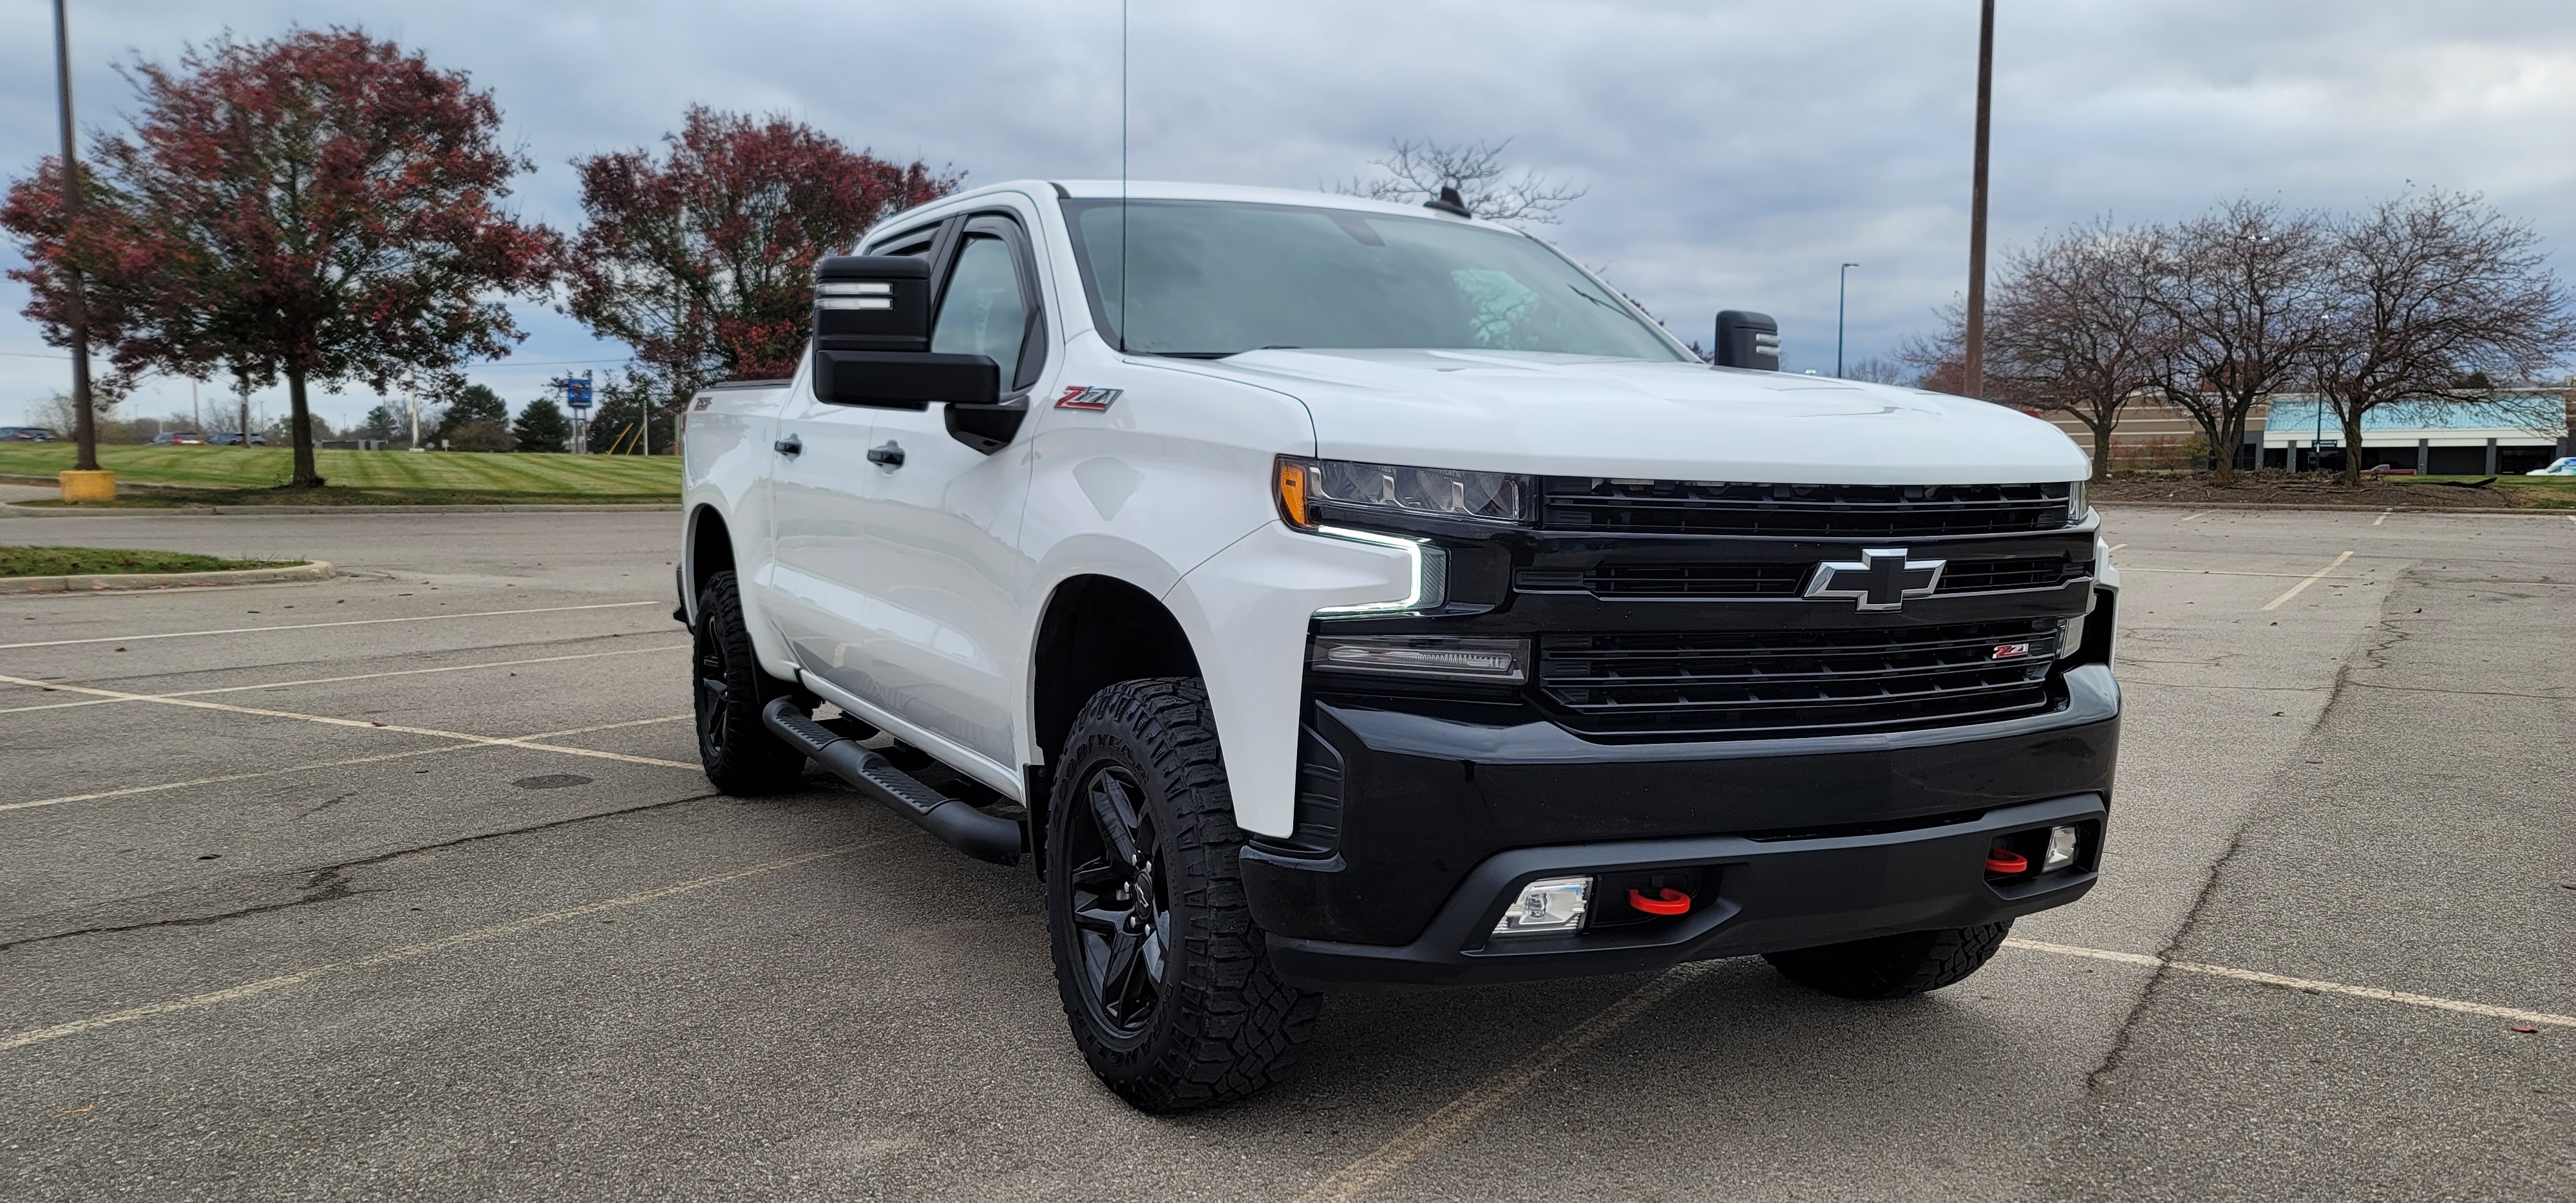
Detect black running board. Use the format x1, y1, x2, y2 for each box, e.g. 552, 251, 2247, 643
761, 697, 1023, 866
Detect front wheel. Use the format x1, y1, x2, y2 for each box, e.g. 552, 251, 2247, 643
691, 570, 808, 795
1763, 922, 2012, 999
1044, 678, 1321, 1112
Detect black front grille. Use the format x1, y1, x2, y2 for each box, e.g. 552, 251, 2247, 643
1518, 555, 2083, 601
1539, 619, 2061, 736
1542, 479, 2072, 538
1937, 556, 2087, 594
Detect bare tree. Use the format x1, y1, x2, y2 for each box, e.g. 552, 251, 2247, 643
2306, 192, 2575, 482
1897, 301, 1968, 395
1844, 355, 1911, 386
1334, 138, 1585, 224
2139, 199, 2334, 483
1987, 220, 2170, 480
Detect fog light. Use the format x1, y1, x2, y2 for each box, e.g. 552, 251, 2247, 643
2043, 825, 2080, 872
1493, 876, 1591, 936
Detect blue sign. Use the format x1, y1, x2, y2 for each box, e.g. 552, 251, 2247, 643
557, 374, 594, 411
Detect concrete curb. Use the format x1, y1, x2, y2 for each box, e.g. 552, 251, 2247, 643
1, 502, 677, 517
0, 559, 336, 594
2100, 499, 2571, 516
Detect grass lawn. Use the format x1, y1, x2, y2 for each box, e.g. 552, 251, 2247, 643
2395, 475, 2576, 507
0, 544, 303, 577
0, 444, 677, 502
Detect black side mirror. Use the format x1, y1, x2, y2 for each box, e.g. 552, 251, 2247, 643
811, 255, 1001, 408
1713, 310, 1781, 372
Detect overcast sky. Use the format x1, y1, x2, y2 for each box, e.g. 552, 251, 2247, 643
5, 0, 2572, 431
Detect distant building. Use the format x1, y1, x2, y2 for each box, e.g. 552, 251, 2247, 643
2036, 386, 2573, 473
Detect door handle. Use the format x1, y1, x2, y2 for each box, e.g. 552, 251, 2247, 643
867, 440, 905, 468
773, 435, 802, 457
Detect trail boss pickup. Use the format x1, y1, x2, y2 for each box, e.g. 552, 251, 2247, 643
678, 180, 2119, 1111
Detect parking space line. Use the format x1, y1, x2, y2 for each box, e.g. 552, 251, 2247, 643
2177, 512, 2208, 522
1289, 962, 1718, 1203
0, 670, 696, 770
2004, 938, 2576, 1028
0, 842, 879, 1053
0, 601, 659, 652
0, 715, 691, 814
0, 643, 688, 715
1291, 933, 2574, 1201
2374, 509, 2390, 526
2259, 550, 2355, 611
2108, 544, 2126, 552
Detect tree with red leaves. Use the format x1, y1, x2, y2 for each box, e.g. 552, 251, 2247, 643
1, 28, 556, 488
562, 107, 957, 415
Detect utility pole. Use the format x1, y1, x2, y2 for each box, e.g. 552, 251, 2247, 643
191, 379, 202, 435
238, 376, 251, 450
52, 0, 102, 480
1962, 0, 1995, 400
1836, 262, 1859, 378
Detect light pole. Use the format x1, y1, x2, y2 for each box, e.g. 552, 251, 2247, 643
1836, 262, 1859, 378
52, 0, 104, 490
1962, 0, 1995, 399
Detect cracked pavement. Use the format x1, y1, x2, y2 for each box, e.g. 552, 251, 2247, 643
2, 506, 2570, 1201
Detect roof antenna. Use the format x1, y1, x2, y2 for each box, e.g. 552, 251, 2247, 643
1423, 185, 1471, 218
1118, 0, 1129, 353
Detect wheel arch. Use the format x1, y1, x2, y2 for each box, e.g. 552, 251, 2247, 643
1027, 573, 1203, 860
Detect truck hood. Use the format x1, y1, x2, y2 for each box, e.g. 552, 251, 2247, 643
1203, 348, 2088, 485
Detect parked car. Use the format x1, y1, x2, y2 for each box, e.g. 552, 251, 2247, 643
2526, 457, 2576, 477
151, 431, 209, 445
205, 432, 268, 446
2363, 464, 2418, 477
678, 180, 2119, 1112
0, 426, 57, 441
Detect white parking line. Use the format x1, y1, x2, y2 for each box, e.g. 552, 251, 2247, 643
2107, 544, 2126, 552
0, 715, 690, 814
2125, 567, 2362, 581
2004, 938, 2576, 1028
0, 671, 696, 770
2374, 509, 2390, 526
2260, 550, 2355, 611
0, 642, 688, 715
2177, 512, 2209, 522
1294, 936, 2576, 1200
0, 600, 659, 652
0, 842, 880, 1052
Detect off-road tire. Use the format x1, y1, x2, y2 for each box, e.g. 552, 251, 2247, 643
692, 570, 808, 795
1763, 921, 2012, 999
1044, 678, 1322, 1112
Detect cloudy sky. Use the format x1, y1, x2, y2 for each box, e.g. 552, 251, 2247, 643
4, 0, 2571, 431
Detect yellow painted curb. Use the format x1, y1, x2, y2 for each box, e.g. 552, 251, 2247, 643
57, 470, 117, 502
0, 560, 334, 594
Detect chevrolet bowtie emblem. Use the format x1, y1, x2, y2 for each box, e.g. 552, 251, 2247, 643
1806, 548, 1947, 611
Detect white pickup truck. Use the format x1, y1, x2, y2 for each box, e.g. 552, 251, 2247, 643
677, 180, 2120, 1112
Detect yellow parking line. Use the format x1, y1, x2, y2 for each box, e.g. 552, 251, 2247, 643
2260, 551, 2354, 611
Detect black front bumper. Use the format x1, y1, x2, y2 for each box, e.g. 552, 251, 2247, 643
1242, 663, 2118, 990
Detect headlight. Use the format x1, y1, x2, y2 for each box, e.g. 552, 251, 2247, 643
2064, 479, 2088, 526
1276, 457, 1532, 530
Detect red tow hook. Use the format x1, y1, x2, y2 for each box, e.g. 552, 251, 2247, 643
1985, 848, 2031, 875
1628, 887, 1692, 916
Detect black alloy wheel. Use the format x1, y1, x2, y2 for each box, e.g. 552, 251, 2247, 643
1064, 764, 1169, 1035
690, 569, 808, 795
1043, 678, 1320, 1112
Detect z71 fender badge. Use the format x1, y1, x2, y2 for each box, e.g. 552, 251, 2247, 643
1055, 386, 1122, 412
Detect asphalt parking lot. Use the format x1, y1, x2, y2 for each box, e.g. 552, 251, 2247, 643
3, 504, 2570, 1201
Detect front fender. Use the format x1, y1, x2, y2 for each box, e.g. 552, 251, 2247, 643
1164, 522, 1420, 836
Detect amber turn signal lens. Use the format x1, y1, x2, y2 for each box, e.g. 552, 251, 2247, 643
1275, 457, 1316, 530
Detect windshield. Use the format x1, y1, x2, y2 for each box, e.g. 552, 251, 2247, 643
1064, 199, 1689, 361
